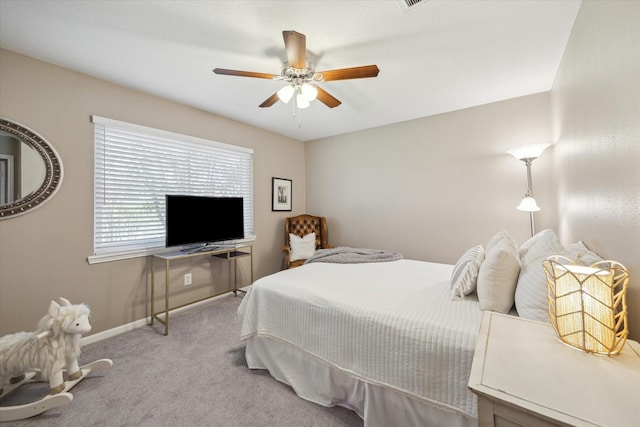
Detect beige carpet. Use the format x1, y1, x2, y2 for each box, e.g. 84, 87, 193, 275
1, 294, 363, 426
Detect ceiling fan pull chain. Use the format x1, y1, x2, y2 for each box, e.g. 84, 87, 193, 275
289, 93, 303, 127
291, 95, 297, 118
294, 97, 303, 127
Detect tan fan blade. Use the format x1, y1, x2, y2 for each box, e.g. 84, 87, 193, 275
283, 31, 306, 69
213, 68, 278, 79
259, 92, 280, 108
316, 87, 341, 108
319, 65, 380, 81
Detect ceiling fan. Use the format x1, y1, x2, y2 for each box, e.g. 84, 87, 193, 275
213, 30, 379, 110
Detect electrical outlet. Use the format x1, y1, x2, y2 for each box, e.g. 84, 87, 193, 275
184, 273, 192, 286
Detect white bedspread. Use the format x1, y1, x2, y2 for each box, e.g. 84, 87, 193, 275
238, 259, 483, 418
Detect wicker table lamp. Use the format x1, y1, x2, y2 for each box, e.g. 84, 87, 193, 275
542, 256, 630, 355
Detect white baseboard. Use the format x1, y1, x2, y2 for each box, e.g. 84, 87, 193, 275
81, 317, 147, 346
81, 291, 242, 346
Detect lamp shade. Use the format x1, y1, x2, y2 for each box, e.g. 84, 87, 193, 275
543, 256, 629, 355
277, 85, 295, 103
507, 143, 550, 160
296, 93, 310, 109
516, 196, 540, 212
300, 84, 318, 102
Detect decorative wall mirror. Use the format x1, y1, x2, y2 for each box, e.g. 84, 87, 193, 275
0, 117, 63, 219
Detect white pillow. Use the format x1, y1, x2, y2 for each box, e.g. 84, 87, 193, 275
518, 229, 562, 268
485, 229, 513, 253
560, 241, 603, 265
514, 259, 550, 321
515, 238, 606, 322
289, 232, 316, 262
514, 230, 563, 322
450, 245, 485, 298
477, 232, 520, 313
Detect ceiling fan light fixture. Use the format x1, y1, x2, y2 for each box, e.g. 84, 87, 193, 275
296, 93, 310, 109
277, 85, 295, 103
300, 83, 318, 102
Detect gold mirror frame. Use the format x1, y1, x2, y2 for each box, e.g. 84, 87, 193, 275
0, 117, 63, 219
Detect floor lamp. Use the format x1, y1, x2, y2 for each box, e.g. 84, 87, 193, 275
507, 143, 550, 237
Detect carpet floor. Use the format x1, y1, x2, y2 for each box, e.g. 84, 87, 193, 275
1, 293, 363, 427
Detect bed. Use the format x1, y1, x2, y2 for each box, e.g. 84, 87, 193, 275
237, 230, 604, 426
238, 256, 483, 426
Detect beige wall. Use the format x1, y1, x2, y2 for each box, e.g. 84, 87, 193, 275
2, 0, 638, 343
0, 49, 305, 336
552, 1, 640, 339
306, 92, 556, 264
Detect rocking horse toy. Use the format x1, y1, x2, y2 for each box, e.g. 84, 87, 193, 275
0, 297, 113, 422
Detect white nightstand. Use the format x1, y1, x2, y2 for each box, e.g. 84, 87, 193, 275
469, 311, 640, 427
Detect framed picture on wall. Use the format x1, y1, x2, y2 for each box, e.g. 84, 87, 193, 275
272, 177, 292, 211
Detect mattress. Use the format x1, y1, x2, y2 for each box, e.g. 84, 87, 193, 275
238, 259, 483, 420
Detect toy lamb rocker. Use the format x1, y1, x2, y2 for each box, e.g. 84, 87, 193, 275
0, 297, 113, 422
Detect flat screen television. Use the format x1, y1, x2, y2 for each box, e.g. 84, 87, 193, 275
165, 195, 244, 248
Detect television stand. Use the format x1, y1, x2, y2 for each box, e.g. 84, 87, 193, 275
181, 243, 234, 254
149, 243, 253, 335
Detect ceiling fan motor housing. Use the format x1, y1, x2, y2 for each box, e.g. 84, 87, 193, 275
280, 62, 323, 83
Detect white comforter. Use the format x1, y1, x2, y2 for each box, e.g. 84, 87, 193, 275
238, 259, 483, 418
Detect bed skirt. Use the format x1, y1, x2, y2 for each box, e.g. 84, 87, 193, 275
246, 335, 477, 427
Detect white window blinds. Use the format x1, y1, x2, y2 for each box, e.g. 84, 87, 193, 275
92, 116, 253, 258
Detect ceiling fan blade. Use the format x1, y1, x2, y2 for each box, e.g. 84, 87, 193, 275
259, 92, 280, 108
213, 68, 277, 79
316, 87, 341, 108
319, 65, 380, 81
283, 31, 306, 69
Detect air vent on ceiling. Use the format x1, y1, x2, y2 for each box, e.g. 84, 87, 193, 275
400, 0, 426, 9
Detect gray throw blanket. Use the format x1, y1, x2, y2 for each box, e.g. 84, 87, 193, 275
304, 246, 403, 265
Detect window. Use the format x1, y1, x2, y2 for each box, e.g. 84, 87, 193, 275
90, 116, 253, 263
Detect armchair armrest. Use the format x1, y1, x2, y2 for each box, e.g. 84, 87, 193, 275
283, 246, 292, 269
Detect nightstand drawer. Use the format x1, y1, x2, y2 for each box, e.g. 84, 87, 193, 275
478, 396, 566, 427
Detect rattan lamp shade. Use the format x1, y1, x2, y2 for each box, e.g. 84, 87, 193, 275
542, 256, 629, 355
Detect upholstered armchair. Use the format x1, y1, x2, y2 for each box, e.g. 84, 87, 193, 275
283, 214, 332, 269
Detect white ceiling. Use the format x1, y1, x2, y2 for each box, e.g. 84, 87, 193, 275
0, 0, 581, 142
